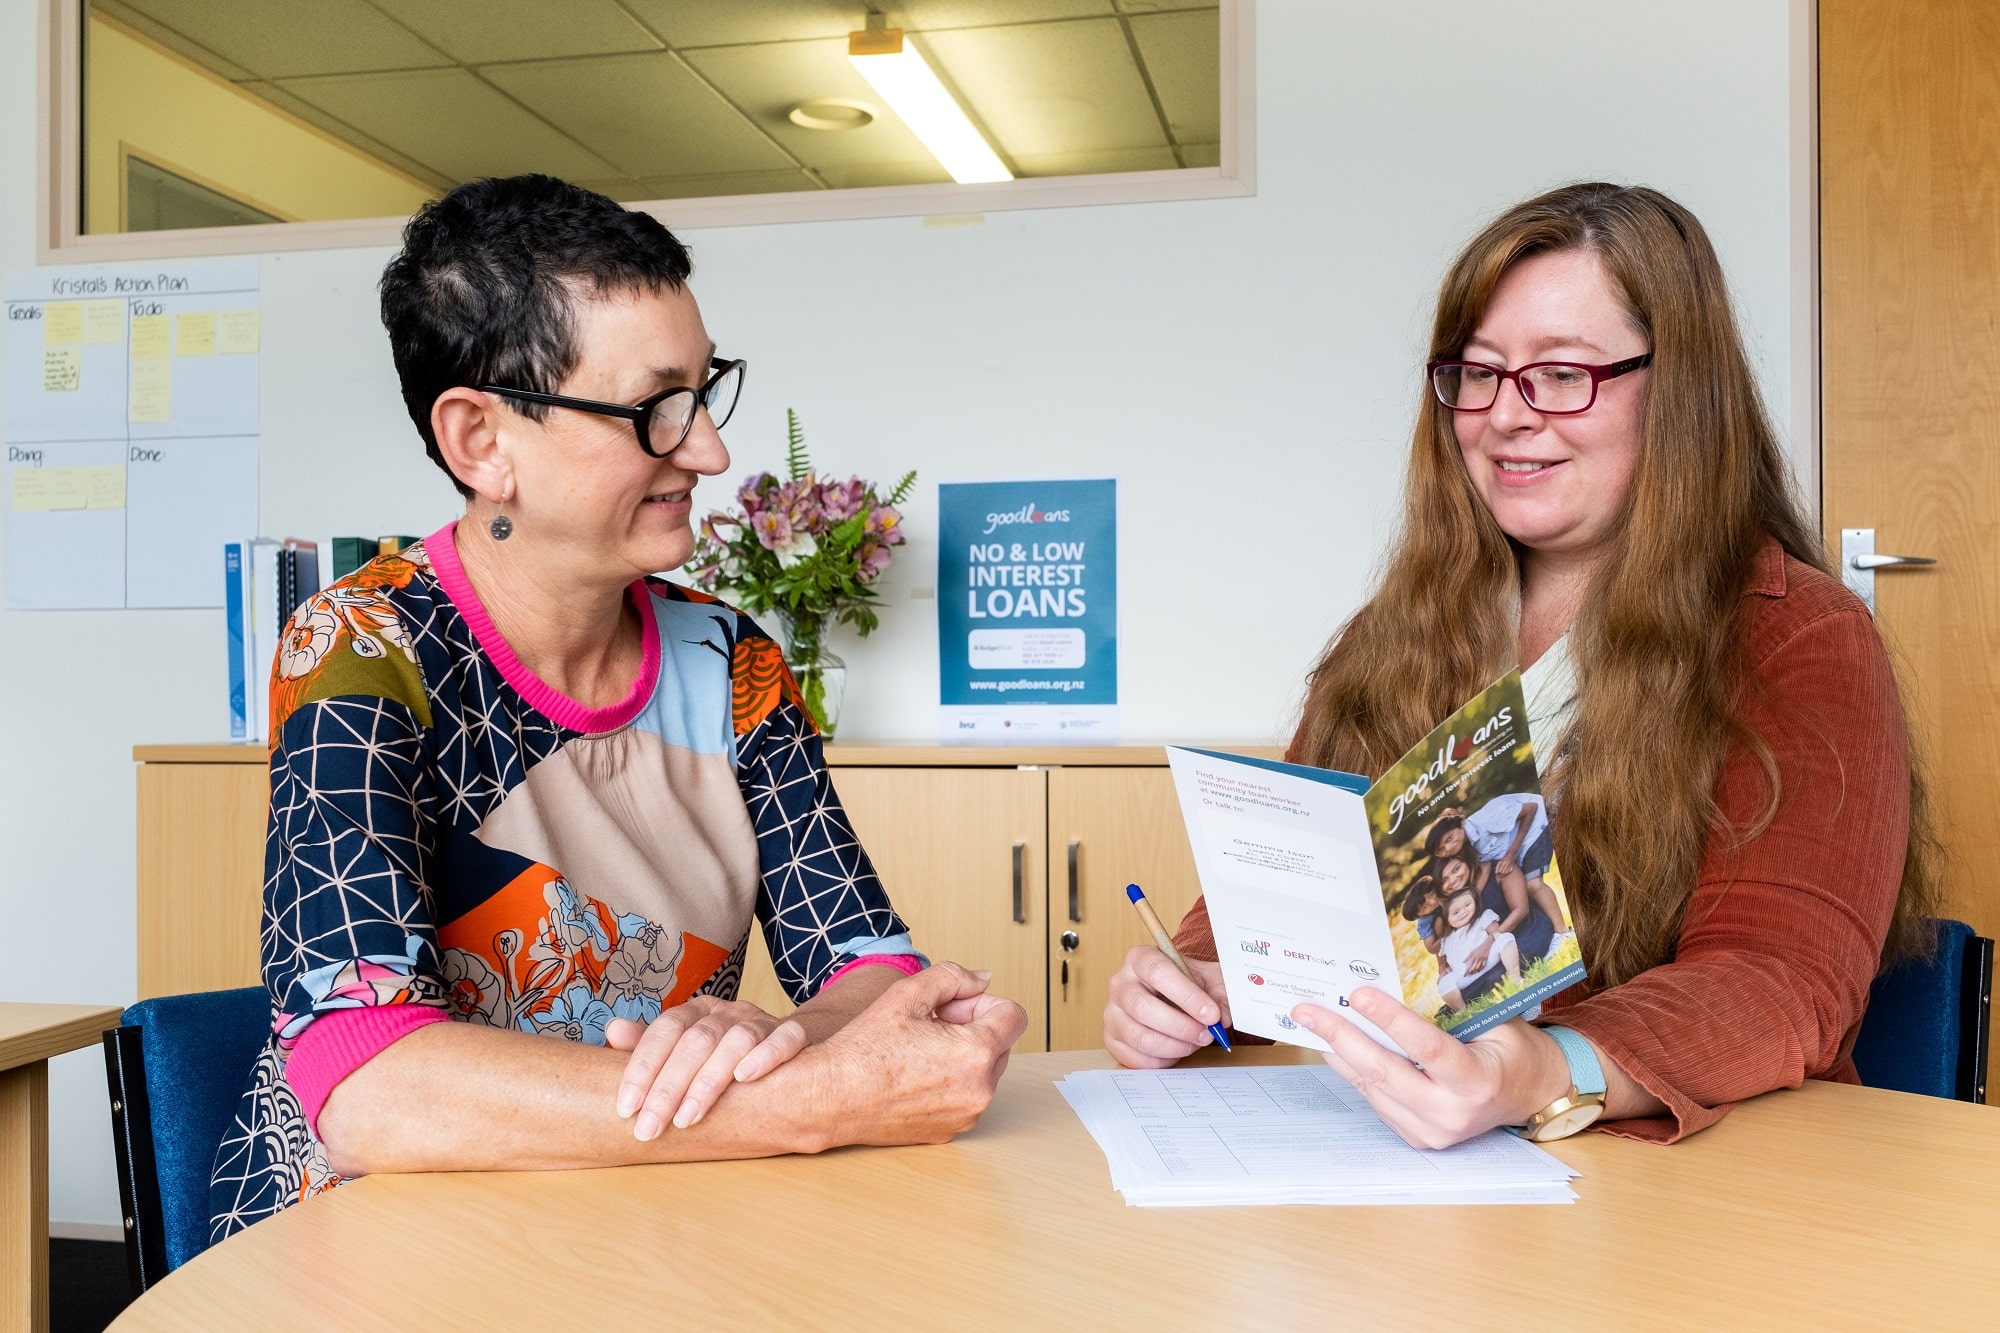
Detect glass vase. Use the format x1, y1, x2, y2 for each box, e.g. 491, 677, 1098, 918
779, 611, 847, 739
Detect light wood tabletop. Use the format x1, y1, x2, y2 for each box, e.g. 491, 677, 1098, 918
113, 1046, 2000, 1331
2, 1004, 122, 1333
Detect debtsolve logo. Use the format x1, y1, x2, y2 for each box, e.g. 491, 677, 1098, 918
982, 503, 1072, 535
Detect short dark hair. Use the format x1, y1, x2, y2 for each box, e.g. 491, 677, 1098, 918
1423, 815, 1465, 858
379, 175, 694, 495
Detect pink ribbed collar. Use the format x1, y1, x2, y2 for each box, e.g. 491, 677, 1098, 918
424, 521, 659, 735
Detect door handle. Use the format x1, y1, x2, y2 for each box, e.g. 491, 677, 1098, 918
1067, 840, 1080, 923
1011, 841, 1026, 923
1841, 529, 1937, 613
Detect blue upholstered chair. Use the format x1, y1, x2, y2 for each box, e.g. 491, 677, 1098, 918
1852, 920, 1993, 1103
101, 987, 268, 1293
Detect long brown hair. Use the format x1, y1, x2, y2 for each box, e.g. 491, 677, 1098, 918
1293, 182, 1940, 986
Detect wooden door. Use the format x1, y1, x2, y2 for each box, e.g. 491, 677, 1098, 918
1821, 0, 2000, 1094
137, 761, 267, 998
1046, 767, 1206, 1052
737, 767, 1050, 1051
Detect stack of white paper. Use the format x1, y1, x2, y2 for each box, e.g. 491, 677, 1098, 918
1057, 1066, 1577, 1206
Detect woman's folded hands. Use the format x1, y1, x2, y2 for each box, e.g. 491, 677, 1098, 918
606, 961, 1028, 1150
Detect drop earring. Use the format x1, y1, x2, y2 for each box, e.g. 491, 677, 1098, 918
489, 508, 513, 542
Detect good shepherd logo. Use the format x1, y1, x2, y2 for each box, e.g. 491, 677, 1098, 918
982, 503, 1072, 535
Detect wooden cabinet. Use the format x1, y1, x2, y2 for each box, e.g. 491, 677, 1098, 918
1046, 767, 1206, 1052
136, 743, 1275, 1050
135, 747, 267, 999
737, 766, 1052, 1050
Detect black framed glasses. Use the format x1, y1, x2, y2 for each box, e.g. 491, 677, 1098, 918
480, 357, 746, 457
1427, 353, 1651, 416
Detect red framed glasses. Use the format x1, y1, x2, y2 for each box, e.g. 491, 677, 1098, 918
1427, 353, 1651, 415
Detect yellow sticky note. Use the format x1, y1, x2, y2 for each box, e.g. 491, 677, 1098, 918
44, 301, 82, 344
46, 467, 88, 511
42, 346, 81, 392
131, 313, 169, 359
82, 300, 125, 344
217, 309, 259, 355
10, 467, 49, 512
175, 311, 217, 357
85, 465, 127, 510
130, 358, 172, 423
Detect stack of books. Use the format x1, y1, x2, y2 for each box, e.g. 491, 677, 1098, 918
221, 534, 420, 743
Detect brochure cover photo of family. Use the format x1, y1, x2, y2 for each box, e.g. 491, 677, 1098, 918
1366, 675, 1586, 1034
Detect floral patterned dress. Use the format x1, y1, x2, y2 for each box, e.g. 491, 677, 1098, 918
207, 522, 914, 1243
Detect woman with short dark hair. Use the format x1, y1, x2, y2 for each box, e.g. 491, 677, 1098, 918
210, 176, 1025, 1243
1104, 181, 1940, 1149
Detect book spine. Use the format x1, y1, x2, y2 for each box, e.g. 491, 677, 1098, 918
223, 543, 248, 742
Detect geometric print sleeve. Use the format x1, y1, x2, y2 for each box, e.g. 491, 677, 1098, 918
729, 624, 920, 1005
263, 691, 450, 1055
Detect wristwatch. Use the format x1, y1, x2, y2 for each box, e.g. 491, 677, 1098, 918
1516, 1026, 1607, 1142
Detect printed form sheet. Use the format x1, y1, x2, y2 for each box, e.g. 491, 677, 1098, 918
1059, 1066, 1576, 1206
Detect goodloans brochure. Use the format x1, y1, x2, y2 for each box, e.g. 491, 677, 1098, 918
1166, 671, 1586, 1054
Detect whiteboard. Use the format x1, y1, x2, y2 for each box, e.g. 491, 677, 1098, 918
4, 259, 259, 609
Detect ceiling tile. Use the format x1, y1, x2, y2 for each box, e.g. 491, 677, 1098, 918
90, 2, 257, 82
618, 0, 858, 49
111, 0, 450, 77
237, 81, 456, 190
372, 0, 662, 64
275, 68, 621, 183
890, 1, 1115, 30
1127, 8, 1218, 146
581, 170, 822, 203
481, 53, 801, 179
683, 38, 950, 185
921, 19, 1166, 165
1009, 145, 1177, 175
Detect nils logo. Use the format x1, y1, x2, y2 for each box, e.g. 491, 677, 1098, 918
1347, 960, 1381, 980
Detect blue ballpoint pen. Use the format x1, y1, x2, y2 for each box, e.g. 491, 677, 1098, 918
1125, 882, 1232, 1051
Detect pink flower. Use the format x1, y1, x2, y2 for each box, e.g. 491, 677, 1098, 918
856, 537, 892, 582
820, 478, 866, 523
737, 473, 777, 514
865, 505, 905, 544
690, 563, 721, 588
752, 509, 793, 551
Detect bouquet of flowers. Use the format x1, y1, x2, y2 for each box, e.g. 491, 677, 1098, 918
686, 409, 915, 737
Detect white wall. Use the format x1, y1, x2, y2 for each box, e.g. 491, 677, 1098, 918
0, 0, 1804, 1227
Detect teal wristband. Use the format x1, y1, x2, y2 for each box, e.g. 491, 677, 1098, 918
1543, 1026, 1606, 1097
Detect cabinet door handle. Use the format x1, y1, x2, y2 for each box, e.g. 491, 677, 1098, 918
1011, 841, 1026, 923
1067, 839, 1080, 922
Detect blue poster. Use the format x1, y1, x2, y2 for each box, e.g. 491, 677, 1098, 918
937, 478, 1117, 742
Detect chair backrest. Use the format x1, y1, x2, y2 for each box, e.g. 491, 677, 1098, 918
102, 987, 269, 1292
1852, 920, 1994, 1103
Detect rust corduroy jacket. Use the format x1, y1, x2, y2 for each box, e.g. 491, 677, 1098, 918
1173, 541, 1911, 1143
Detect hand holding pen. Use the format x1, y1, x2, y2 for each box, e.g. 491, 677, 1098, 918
1102, 883, 1233, 1066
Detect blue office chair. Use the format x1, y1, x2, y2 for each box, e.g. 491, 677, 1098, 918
1852, 920, 1993, 1103
101, 987, 269, 1293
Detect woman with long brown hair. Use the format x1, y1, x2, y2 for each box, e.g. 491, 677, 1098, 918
1104, 181, 1940, 1147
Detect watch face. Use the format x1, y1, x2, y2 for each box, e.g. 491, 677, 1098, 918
1535, 1102, 1604, 1141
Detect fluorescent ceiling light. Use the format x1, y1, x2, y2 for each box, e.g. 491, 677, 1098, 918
848, 28, 1012, 185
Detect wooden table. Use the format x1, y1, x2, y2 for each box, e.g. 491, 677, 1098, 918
112, 1047, 2000, 1330
2, 1004, 122, 1333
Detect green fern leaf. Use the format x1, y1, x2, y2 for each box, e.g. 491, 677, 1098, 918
887, 469, 917, 507
786, 408, 810, 482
